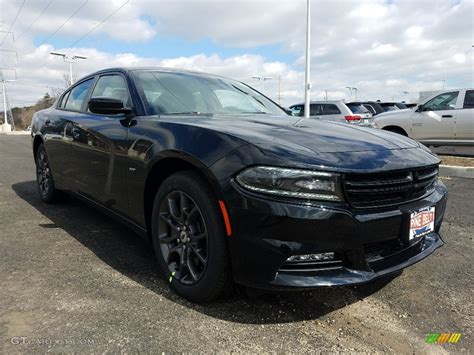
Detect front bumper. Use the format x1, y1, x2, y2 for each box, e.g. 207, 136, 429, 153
226, 180, 448, 290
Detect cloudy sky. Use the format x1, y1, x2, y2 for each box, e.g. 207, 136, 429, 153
0, 0, 472, 107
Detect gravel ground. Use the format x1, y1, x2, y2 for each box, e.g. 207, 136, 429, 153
439, 155, 474, 167
0, 135, 472, 353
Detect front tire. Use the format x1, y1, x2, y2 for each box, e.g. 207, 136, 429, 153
151, 171, 232, 302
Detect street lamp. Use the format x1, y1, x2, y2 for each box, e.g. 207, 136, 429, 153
50, 51, 87, 86
346, 86, 358, 100
252, 76, 273, 92
304, 0, 311, 118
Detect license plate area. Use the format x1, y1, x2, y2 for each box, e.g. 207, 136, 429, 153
409, 207, 435, 241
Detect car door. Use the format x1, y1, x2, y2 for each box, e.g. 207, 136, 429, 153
42, 90, 76, 189
71, 73, 131, 215
455, 90, 474, 142
411, 91, 458, 143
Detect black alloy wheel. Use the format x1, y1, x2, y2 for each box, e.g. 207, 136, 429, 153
151, 171, 232, 302
158, 190, 209, 285
36, 147, 51, 198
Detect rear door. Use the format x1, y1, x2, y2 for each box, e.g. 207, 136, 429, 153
412, 91, 458, 143
456, 90, 474, 142
71, 73, 131, 215
47, 79, 94, 188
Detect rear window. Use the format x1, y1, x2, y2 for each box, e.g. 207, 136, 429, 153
346, 104, 370, 114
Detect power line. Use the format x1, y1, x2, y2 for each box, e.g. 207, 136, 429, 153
17, 0, 54, 40
70, 0, 130, 47
0, 0, 26, 46
38, 0, 89, 46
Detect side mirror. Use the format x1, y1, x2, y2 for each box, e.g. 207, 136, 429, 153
88, 97, 131, 115
416, 104, 424, 112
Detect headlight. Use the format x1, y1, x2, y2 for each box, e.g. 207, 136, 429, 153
235, 166, 344, 201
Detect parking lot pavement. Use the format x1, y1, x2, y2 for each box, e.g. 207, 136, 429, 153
0, 135, 472, 353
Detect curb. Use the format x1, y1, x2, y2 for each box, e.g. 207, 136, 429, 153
439, 165, 474, 179
0, 131, 31, 136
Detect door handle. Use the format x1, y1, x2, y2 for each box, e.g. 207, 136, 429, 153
72, 127, 81, 139
442, 115, 453, 118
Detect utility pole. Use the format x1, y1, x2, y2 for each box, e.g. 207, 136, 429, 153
50, 52, 87, 86
0, 68, 17, 133
325, 90, 328, 101
252, 76, 272, 92
304, 0, 311, 118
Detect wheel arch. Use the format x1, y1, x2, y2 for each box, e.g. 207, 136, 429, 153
32, 134, 45, 160
143, 153, 224, 240
382, 125, 408, 136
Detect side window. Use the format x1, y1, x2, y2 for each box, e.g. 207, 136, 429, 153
64, 79, 94, 111
463, 90, 474, 109
90, 75, 131, 107
59, 91, 70, 108
423, 91, 459, 111
290, 105, 303, 117
322, 104, 341, 115
309, 104, 320, 116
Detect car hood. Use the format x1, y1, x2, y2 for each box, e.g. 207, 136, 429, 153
376, 108, 411, 119
173, 114, 420, 154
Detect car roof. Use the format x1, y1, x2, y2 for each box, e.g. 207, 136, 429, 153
290, 100, 344, 106
77, 66, 234, 83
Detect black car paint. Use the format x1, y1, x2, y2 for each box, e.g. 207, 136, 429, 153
32, 67, 447, 290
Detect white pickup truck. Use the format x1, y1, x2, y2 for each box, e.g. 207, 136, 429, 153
373, 88, 474, 146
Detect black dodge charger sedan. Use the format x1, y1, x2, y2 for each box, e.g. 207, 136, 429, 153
32, 67, 447, 302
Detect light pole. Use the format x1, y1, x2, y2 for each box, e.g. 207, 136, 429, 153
346, 86, 358, 100
304, 0, 311, 118
346, 86, 353, 100
252, 76, 272, 92
50, 52, 87, 86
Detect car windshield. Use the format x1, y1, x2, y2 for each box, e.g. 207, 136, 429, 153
133, 70, 286, 116
346, 104, 370, 114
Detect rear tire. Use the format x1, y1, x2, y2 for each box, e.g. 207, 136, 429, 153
151, 171, 233, 302
35, 144, 64, 203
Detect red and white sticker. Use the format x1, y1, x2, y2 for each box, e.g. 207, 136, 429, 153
409, 207, 435, 240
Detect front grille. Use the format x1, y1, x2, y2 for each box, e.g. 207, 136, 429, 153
364, 239, 404, 261
344, 165, 438, 208
279, 259, 343, 272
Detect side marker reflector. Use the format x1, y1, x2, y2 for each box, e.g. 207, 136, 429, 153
218, 200, 232, 237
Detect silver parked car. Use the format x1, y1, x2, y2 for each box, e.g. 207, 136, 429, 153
289, 100, 373, 126
373, 89, 474, 146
